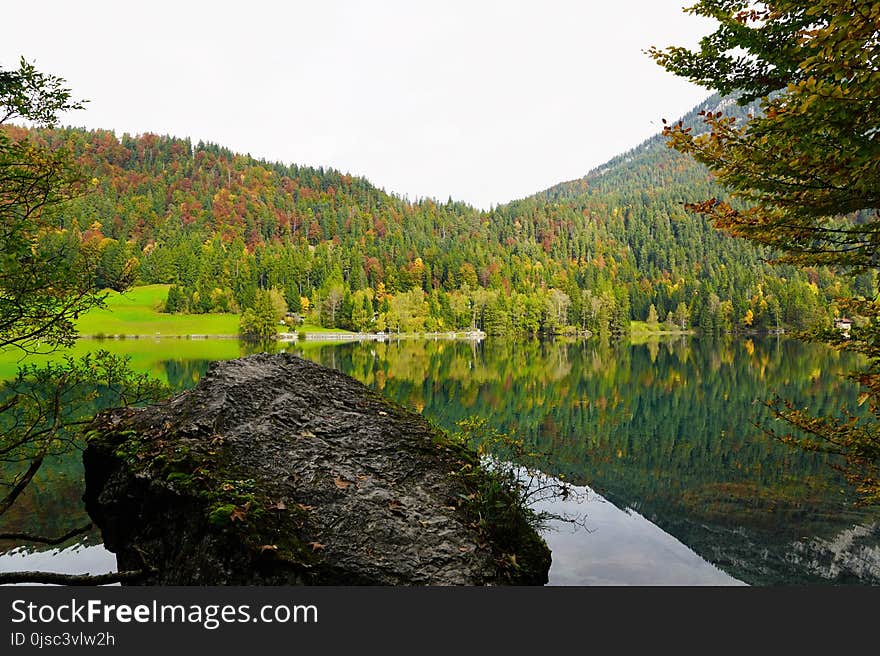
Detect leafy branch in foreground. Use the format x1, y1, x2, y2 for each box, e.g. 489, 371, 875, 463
1, 351, 169, 509
0, 58, 169, 585
1, 58, 102, 355
0, 57, 85, 126
650, 1, 880, 503
763, 298, 880, 507
650, 2, 880, 271
0, 351, 169, 583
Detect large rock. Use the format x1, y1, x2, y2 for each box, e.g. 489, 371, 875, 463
83, 353, 550, 585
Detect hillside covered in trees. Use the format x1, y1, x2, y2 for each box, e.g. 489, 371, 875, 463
6, 94, 862, 337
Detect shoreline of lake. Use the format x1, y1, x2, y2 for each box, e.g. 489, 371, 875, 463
75, 330, 489, 342
70, 326, 777, 344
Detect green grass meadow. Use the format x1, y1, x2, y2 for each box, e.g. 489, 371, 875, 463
75, 285, 240, 337
0, 284, 357, 381
73, 285, 350, 337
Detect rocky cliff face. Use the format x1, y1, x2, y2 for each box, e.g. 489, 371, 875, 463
83, 353, 550, 585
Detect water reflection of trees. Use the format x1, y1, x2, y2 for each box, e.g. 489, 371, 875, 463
293, 336, 880, 584
160, 359, 214, 390
2, 357, 211, 556
0, 362, 167, 558
5, 337, 877, 583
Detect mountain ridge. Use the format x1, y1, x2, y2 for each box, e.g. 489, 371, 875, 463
4, 93, 852, 336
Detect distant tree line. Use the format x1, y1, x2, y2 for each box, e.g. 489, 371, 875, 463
2, 122, 856, 337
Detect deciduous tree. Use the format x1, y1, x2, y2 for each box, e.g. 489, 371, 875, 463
650, 0, 880, 503
0, 58, 100, 353
0, 59, 168, 583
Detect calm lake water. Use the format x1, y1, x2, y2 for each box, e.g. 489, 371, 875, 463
2, 335, 879, 585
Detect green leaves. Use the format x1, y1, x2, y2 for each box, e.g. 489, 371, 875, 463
0, 351, 169, 517
238, 288, 284, 341
656, 2, 880, 271
0, 57, 85, 127
653, 0, 880, 504
1, 59, 99, 354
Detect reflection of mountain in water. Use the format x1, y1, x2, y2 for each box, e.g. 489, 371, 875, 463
602, 493, 880, 585
4, 337, 879, 585
293, 336, 880, 585
791, 523, 880, 583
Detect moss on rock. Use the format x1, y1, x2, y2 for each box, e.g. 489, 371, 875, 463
84, 353, 550, 585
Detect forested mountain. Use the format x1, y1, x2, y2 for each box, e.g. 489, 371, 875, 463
6, 94, 860, 336
497, 94, 864, 334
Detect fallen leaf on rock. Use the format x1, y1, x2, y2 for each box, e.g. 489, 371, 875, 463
308, 541, 326, 551
296, 503, 315, 512
271, 500, 287, 511
334, 476, 350, 490
260, 544, 278, 553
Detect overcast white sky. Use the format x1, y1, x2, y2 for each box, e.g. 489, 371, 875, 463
4, 1, 714, 209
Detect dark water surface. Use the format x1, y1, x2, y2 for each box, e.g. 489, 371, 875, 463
2, 335, 878, 585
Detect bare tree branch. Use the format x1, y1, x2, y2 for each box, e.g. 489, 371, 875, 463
0, 456, 43, 516
0, 522, 93, 546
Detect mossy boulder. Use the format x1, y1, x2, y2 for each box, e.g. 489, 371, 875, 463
83, 353, 550, 584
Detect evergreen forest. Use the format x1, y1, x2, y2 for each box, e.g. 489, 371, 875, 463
6, 94, 862, 339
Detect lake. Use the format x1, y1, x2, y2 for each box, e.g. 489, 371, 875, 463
2, 335, 879, 585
